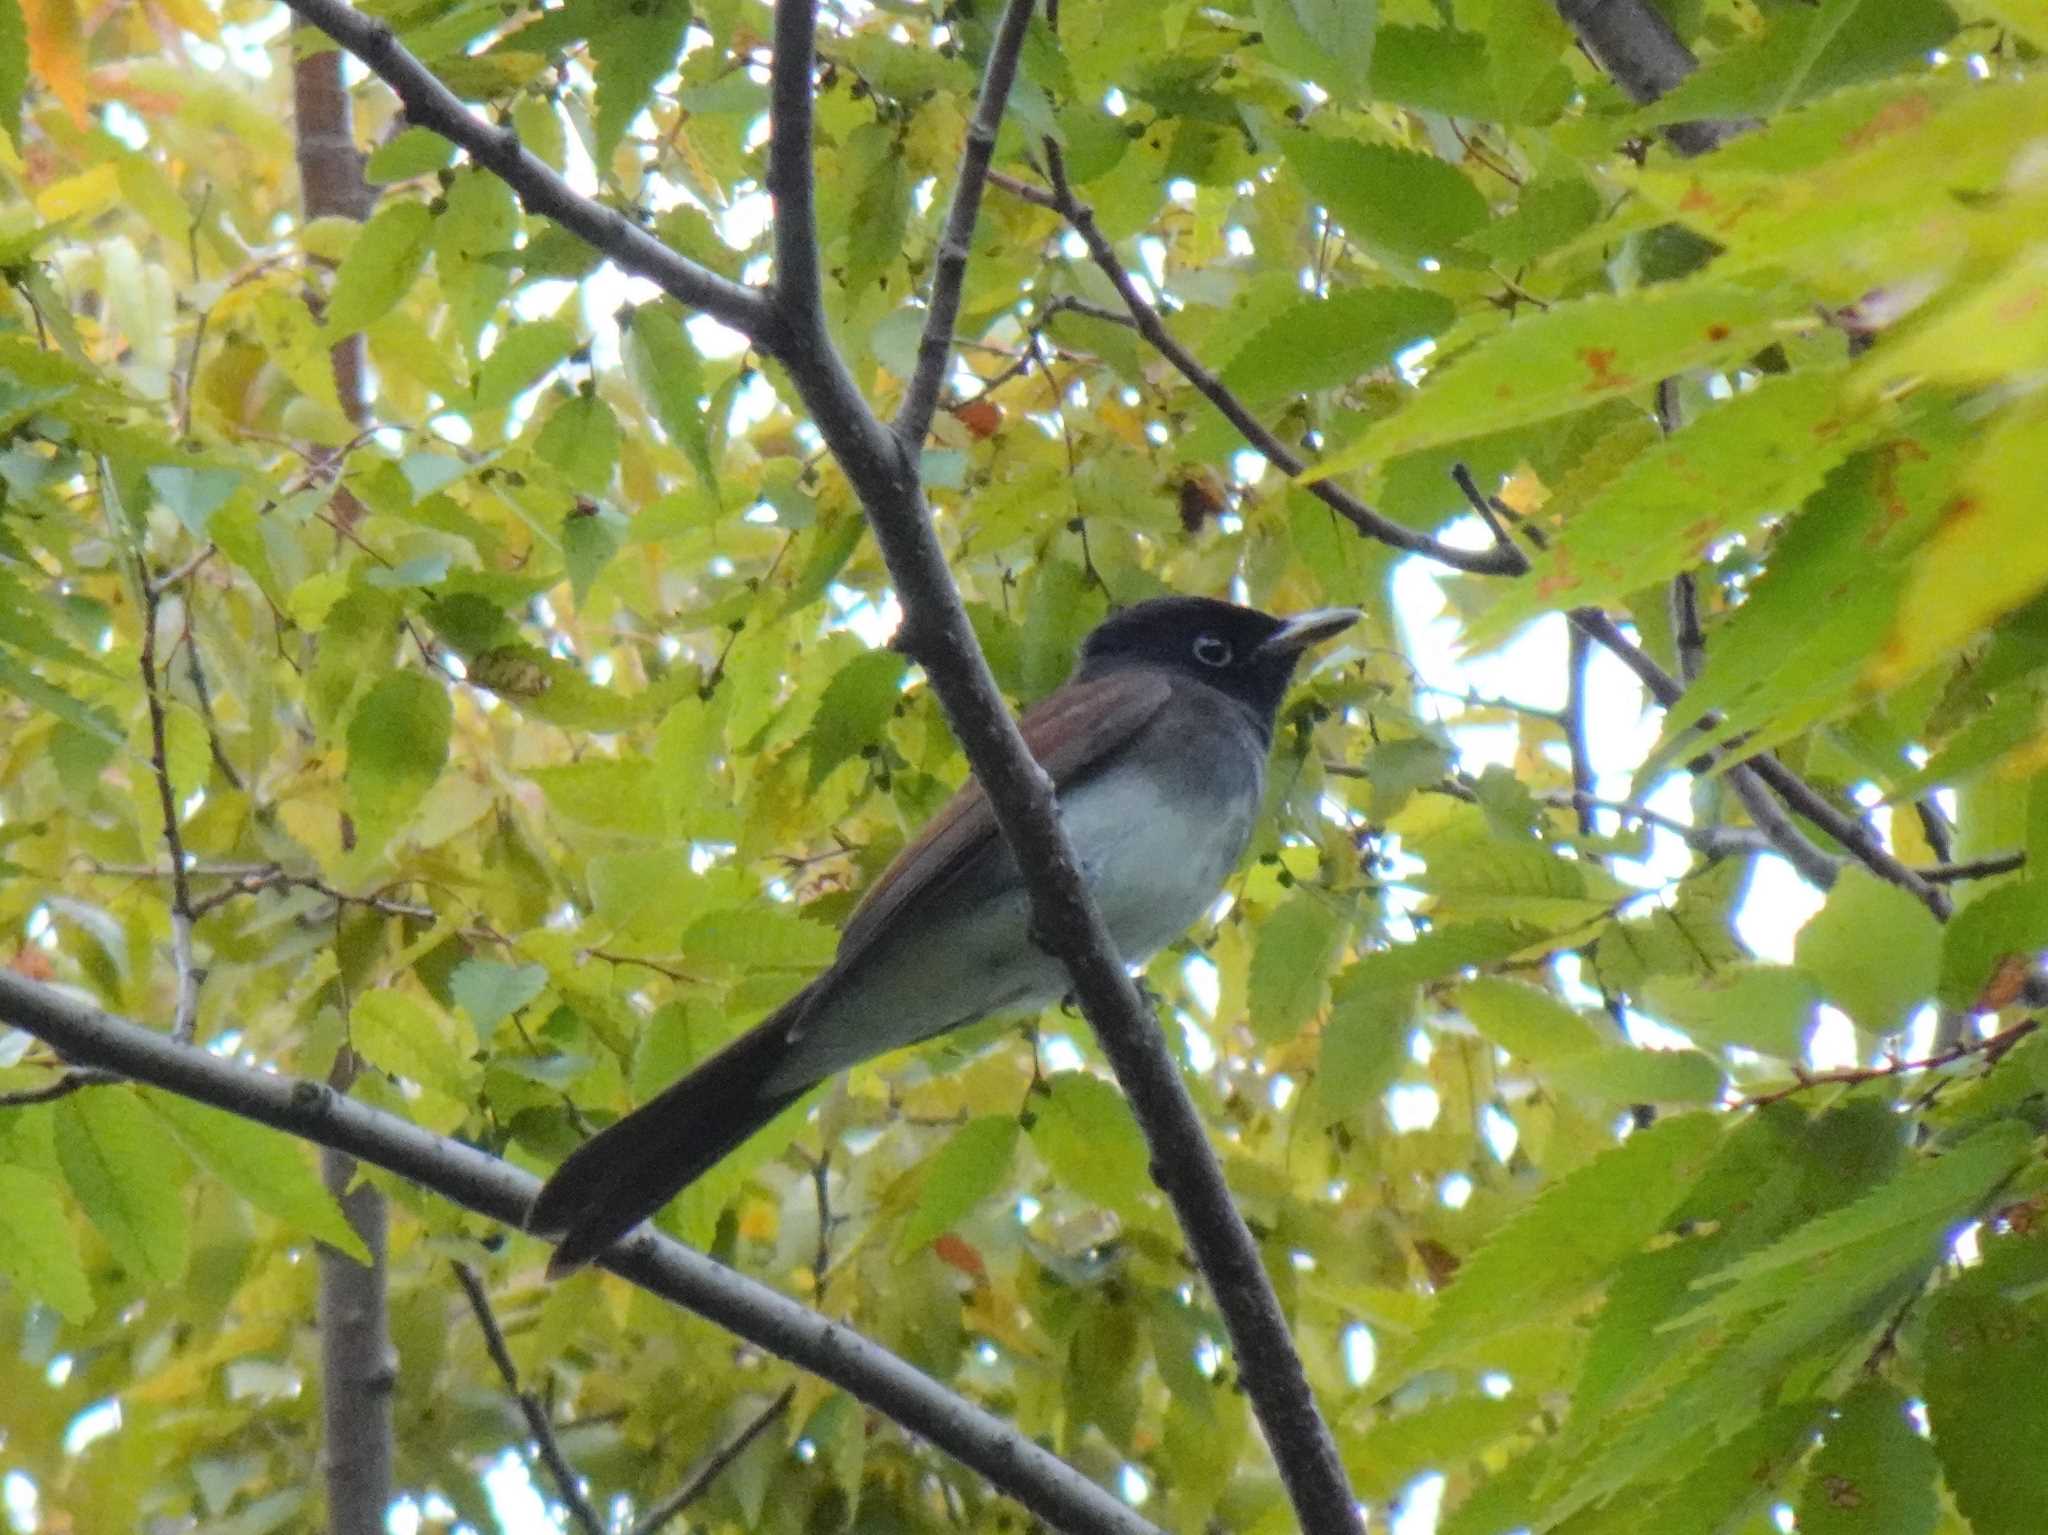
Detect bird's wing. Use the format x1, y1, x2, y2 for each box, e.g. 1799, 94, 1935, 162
830, 668, 1174, 976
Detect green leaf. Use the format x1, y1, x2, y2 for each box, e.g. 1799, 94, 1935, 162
841, 123, 910, 300
562, 506, 625, 609
1472, 369, 1871, 641
1366, 26, 1494, 120
1545, 1047, 1728, 1105
364, 125, 456, 183
54, 1087, 188, 1284
1341, 920, 1545, 993
1683, 1120, 2030, 1317
1797, 1382, 1937, 1535
1255, 0, 1375, 102
1344, 1393, 1535, 1501
900, 1115, 1020, 1252
1314, 979, 1412, 1127
473, 318, 577, 410
0, 0, 25, 145
1218, 287, 1454, 401
1649, 0, 1958, 120
1938, 880, 2048, 1009
1246, 893, 1347, 1044
590, 0, 692, 158
808, 648, 908, 788
0, 1165, 92, 1321
147, 463, 244, 538
1457, 173, 1601, 266
353, 990, 475, 1101
346, 669, 452, 848
625, 302, 716, 493
1312, 282, 1784, 475
1413, 1113, 1723, 1366
683, 907, 839, 971
1454, 977, 1609, 1065
450, 959, 549, 1029
1641, 965, 1820, 1060
1282, 133, 1488, 269
534, 390, 620, 493
143, 1092, 371, 1263
1793, 868, 1942, 1035
324, 199, 435, 337
1030, 1073, 1149, 1212
1922, 1286, 2048, 1535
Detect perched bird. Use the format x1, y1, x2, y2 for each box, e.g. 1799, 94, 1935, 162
529, 595, 1359, 1274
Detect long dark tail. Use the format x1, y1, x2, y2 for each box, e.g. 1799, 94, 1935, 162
528, 1001, 806, 1276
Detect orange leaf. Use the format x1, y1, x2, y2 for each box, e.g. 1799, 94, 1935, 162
950, 397, 1002, 439
931, 1231, 986, 1283
21, 0, 89, 130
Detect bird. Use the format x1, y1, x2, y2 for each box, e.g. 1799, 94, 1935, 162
528, 595, 1360, 1274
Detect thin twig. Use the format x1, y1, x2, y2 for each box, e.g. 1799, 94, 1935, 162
1027, 160, 1525, 578
895, 0, 1037, 447
1921, 852, 2026, 883
1740, 1018, 2039, 1108
628, 1386, 795, 1535
1564, 625, 1597, 840
452, 1261, 606, 1535
138, 567, 205, 1044
0, 1067, 117, 1108
1565, 607, 1949, 918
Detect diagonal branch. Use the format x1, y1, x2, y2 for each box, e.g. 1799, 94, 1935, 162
278, 0, 772, 340
1025, 158, 1527, 578
628, 1386, 795, 1535
452, 1261, 605, 1535
894, 0, 1038, 448
0, 968, 1163, 1535
761, 8, 1362, 1531
1567, 607, 1948, 917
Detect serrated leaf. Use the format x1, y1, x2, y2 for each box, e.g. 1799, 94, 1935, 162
1454, 977, 1609, 1065
1473, 369, 1871, 641
0, 1164, 92, 1321
1794, 868, 1942, 1035
1938, 880, 2048, 1009
1219, 287, 1454, 401
1683, 1120, 2029, 1316
1315, 979, 1412, 1126
364, 125, 456, 183
1030, 1072, 1148, 1212
841, 122, 910, 300
142, 1092, 370, 1263
1312, 283, 1783, 476
562, 506, 625, 609
147, 464, 243, 538
1458, 173, 1601, 265
1545, 1047, 1729, 1105
1922, 1287, 2048, 1535
54, 1087, 188, 1284
450, 959, 549, 1029
473, 318, 576, 410
352, 990, 474, 1100
1256, 0, 1374, 102
1282, 133, 1488, 268
808, 648, 908, 788
590, 0, 691, 157
900, 1115, 1020, 1252
1414, 1113, 1722, 1366
683, 907, 838, 971
625, 302, 716, 493
1344, 1393, 1534, 1501
1797, 1382, 1937, 1535
324, 199, 434, 337
345, 669, 452, 847
534, 390, 620, 492
1641, 965, 1820, 1060
1342, 920, 1545, 993
1246, 894, 1347, 1044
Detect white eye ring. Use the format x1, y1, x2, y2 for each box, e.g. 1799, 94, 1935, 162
1192, 634, 1233, 668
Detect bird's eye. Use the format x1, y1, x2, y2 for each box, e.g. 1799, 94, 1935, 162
1192, 633, 1233, 668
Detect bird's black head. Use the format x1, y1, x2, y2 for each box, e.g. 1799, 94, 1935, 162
1075, 596, 1359, 736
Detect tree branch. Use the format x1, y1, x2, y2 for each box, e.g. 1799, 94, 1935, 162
0, 968, 1165, 1535
760, 7, 1361, 1528
453, 1261, 605, 1535
1026, 162, 1526, 579
278, 0, 772, 340
1739, 1017, 2039, 1108
628, 1386, 795, 1535
1551, 0, 1749, 156
137, 570, 205, 1045
895, 0, 1037, 449
1565, 607, 1949, 917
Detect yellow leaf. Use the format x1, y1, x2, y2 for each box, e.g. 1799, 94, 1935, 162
21, 0, 88, 128
34, 162, 119, 222
148, 0, 221, 42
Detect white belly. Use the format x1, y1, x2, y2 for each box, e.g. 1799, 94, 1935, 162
764, 759, 1262, 1090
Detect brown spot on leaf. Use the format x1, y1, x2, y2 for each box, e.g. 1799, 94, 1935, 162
1705, 323, 1730, 341
1823, 1475, 1863, 1510
1843, 94, 1935, 152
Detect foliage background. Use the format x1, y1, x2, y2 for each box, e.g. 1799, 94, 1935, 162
2, 0, 2048, 1531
